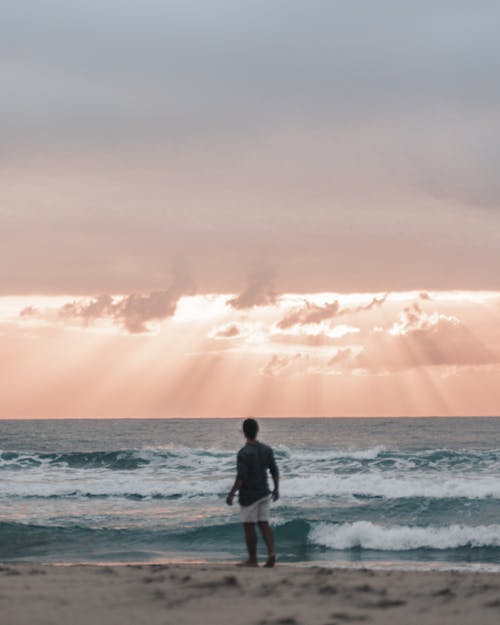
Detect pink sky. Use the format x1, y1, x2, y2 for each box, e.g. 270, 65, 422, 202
2, 291, 500, 418
2, 2, 500, 417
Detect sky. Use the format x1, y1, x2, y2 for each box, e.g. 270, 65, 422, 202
2, 1, 500, 417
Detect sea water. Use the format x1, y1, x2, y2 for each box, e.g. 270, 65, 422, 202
1, 418, 500, 567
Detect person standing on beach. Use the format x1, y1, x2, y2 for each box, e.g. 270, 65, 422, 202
226, 418, 280, 567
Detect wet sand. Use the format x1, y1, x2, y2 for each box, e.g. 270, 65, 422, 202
1, 563, 500, 625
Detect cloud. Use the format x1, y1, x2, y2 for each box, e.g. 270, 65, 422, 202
357, 294, 389, 312
353, 304, 499, 372
19, 306, 39, 317
388, 303, 455, 336
210, 323, 243, 339
260, 349, 356, 377
58, 267, 194, 333
116, 289, 186, 333
328, 347, 354, 366
260, 353, 304, 377
3, 3, 500, 298
228, 267, 277, 309
278, 300, 340, 329
277, 294, 387, 329
59, 294, 114, 323
270, 332, 355, 347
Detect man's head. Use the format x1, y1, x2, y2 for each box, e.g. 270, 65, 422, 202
243, 417, 259, 440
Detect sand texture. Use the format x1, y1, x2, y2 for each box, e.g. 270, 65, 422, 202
1, 563, 500, 625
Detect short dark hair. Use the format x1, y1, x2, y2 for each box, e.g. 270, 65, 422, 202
243, 418, 259, 439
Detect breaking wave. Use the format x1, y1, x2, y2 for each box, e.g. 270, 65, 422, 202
309, 521, 500, 551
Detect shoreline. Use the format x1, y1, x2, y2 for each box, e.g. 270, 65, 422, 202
4, 558, 500, 574
1, 562, 500, 625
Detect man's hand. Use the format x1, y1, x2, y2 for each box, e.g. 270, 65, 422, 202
272, 489, 280, 502
227, 478, 242, 505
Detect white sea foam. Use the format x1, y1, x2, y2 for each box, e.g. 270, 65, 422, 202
2, 470, 498, 501
284, 446, 386, 461
0, 470, 231, 499
2, 461, 500, 501
309, 521, 500, 550
2, 445, 500, 502
3, 445, 500, 474
282, 472, 500, 500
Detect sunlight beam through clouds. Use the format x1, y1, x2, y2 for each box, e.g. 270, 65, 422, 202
2, 289, 500, 418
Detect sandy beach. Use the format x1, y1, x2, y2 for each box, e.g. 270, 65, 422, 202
1, 563, 499, 625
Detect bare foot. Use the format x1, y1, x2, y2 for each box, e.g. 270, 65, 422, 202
236, 560, 259, 567
264, 554, 276, 568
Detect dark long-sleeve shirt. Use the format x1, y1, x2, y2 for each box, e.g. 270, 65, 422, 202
236, 441, 279, 506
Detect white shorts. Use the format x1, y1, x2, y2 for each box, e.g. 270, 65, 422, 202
239, 495, 272, 523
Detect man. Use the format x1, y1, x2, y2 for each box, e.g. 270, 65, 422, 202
226, 418, 279, 567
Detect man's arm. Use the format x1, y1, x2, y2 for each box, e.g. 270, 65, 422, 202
226, 478, 242, 506
227, 451, 247, 506
269, 449, 280, 501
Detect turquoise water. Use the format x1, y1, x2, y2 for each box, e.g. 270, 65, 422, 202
1, 418, 500, 566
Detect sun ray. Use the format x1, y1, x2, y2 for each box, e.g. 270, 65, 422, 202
1, 291, 500, 418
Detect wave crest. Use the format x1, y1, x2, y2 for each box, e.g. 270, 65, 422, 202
309, 521, 500, 551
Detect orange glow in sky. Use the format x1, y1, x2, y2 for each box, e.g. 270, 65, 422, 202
2, 291, 499, 418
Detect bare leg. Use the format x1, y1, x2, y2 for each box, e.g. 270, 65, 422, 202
258, 521, 276, 567
240, 522, 258, 566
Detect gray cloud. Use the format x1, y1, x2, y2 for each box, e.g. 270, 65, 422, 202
19, 306, 39, 317
2, 1, 500, 145
59, 294, 114, 323
2, 2, 500, 295
266, 304, 500, 376
278, 301, 340, 330
328, 348, 354, 366
228, 268, 277, 310
260, 349, 356, 377
353, 305, 499, 372
58, 267, 194, 333
278, 294, 387, 329
260, 353, 304, 377
270, 333, 353, 348
211, 323, 242, 339
3, 0, 500, 206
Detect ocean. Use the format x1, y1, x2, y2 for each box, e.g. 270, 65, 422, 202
1, 418, 500, 569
